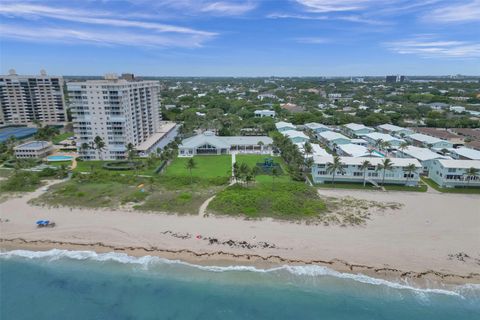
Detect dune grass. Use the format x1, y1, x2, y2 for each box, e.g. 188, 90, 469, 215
208, 181, 327, 220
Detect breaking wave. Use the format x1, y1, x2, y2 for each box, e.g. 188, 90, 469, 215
1, 249, 476, 298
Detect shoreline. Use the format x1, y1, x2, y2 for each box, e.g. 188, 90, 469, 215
2, 238, 479, 287
1, 183, 479, 288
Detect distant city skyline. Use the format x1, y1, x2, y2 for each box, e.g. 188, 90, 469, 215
1, 0, 480, 76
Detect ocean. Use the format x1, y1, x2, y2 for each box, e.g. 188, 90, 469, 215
1, 250, 479, 320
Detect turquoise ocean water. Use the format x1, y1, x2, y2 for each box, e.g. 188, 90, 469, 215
1, 249, 479, 320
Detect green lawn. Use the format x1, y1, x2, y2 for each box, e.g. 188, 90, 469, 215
48, 161, 72, 167
235, 154, 290, 182
52, 132, 74, 144
208, 180, 327, 220
422, 177, 480, 194
163, 155, 231, 178
74, 159, 163, 176
316, 181, 427, 192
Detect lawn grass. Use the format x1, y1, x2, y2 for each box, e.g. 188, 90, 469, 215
48, 161, 72, 167
52, 132, 74, 144
208, 180, 327, 220
74, 159, 163, 176
315, 181, 427, 192
235, 154, 290, 182
163, 155, 231, 178
422, 177, 480, 194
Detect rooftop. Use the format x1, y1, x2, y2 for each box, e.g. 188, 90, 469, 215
275, 121, 295, 129
344, 123, 373, 132
409, 127, 463, 141
437, 159, 480, 169
377, 123, 411, 133
451, 147, 480, 160
399, 146, 449, 161
281, 130, 309, 139
364, 132, 405, 143
313, 156, 421, 168
14, 141, 52, 150
337, 144, 379, 157
408, 133, 448, 145
136, 122, 177, 152
318, 131, 351, 141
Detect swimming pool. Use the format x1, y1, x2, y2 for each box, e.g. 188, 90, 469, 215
46, 155, 73, 162
372, 150, 385, 157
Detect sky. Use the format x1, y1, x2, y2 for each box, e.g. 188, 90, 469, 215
0, 0, 479, 76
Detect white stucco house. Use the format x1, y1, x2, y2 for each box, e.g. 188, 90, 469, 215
311, 156, 422, 186
178, 131, 272, 157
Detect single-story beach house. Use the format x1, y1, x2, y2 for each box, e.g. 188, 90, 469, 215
14, 141, 53, 159
312, 156, 422, 186
343, 123, 375, 137
449, 147, 480, 160
318, 131, 351, 148
377, 124, 413, 137
281, 130, 310, 143
428, 159, 480, 188
363, 132, 405, 148
396, 146, 450, 174
178, 131, 272, 157
304, 122, 330, 135
407, 133, 453, 149
337, 144, 383, 158
275, 121, 296, 132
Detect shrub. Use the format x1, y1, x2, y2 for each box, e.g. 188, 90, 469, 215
0, 171, 42, 192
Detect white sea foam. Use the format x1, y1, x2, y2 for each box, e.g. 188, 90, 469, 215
0, 249, 472, 298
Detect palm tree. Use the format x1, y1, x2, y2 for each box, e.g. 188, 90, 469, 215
360, 160, 371, 187
126, 143, 137, 160
375, 139, 384, 151
367, 147, 375, 157
398, 141, 409, 153
326, 156, 345, 187
377, 158, 394, 186
304, 157, 314, 174
403, 163, 417, 186
185, 158, 196, 184
464, 167, 479, 188
93, 136, 105, 160
303, 141, 313, 158
271, 167, 280, 191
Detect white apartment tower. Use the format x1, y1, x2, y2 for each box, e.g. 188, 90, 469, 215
0, 69, 67, 125
68, 74, 162, 160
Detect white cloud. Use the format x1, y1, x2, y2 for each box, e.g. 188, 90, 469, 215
266, 13, 328, 20
428, 0, 480, 23
385, 36, 480, 59
0, 24, 210, 48
0, 3, 217, 48
200, 1, 257, 15
295, 0, 373, 13
295, 37, 330, 44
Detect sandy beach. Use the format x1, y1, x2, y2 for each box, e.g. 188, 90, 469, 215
1, 182, 479, 285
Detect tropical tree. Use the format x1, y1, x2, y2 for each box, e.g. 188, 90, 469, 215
374, 139, 384, 151
403, 163, 417, 186
464, 167, 479, 187
360, 160, 371, 187
377, 158, 394, 186
398, 141, 409, 153
126, 143, 137, 160
326, 156, 345, 187
93, 136, 105, 160
185, 158, 197, 184
303, 141, 313, 158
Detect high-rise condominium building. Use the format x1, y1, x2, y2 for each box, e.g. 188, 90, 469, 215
0, 69, 67, 125
68, 74, 166, 160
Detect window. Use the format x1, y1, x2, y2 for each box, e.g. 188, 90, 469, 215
317, 171, 327, 175
353, 172, 363, 177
